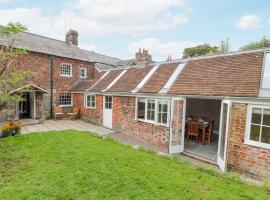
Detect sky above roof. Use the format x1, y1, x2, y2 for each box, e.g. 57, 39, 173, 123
0, 0, 269, 61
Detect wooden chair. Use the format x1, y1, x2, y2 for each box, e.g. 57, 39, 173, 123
67, 107, 78, 120
54, 107, 64, 120
187, 120, 200, 144
67, 107, 79, 120
200, 116, 209, 122
205, 120, 215, 144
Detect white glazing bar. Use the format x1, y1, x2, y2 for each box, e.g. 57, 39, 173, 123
131, 64, 161, 93
159, 63, 186, 94
87, 70, 110, 91
102, 69, 127, 92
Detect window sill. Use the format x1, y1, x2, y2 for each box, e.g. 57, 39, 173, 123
61, 75, 72, 77
59, 105, 73, 107
85, 106, 96, 109
244, 140, 270, 150
137, 118, 169, 128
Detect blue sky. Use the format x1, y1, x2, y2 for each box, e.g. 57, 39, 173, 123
0, 0, 270, 61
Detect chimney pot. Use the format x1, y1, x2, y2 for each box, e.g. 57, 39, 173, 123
65, 29, 78, 46
167, 55, 172, 61
135, 48, 152, 65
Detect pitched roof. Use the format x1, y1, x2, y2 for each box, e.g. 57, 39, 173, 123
107, 65, 153, 92
89, 69, 125, 92
168, 51, 264, 97
0, 32, 121, 65
69, 79, 98, 92
139, 62, 180, 93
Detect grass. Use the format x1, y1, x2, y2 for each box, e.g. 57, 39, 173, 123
0, 130, 269, 200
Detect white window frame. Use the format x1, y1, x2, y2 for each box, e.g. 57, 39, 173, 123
157, 100, 169, 125
59, 93, 73, 107
135, 97, 170, 127
245, 104, 270, 149
85, 94, 96, 109
61, 63, 72, 77
80, 68, 87, 79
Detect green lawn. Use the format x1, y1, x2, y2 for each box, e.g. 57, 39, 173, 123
0, 131, 269, 200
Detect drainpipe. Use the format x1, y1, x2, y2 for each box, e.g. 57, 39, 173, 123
49, 56, 54, 118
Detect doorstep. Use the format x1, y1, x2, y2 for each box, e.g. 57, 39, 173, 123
181, 151, 218, 166
21, 119, 41, 126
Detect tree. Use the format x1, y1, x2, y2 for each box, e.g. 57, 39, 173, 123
218, 38, 230, 53
0, 22, 35, 118
182, 44, 219, 59
240, 36, 270, 51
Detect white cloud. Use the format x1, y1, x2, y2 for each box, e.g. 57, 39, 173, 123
0, 0, 14, 3
128, 38, 199, 61
0, 0, 190, 39
235, 15, 261, 30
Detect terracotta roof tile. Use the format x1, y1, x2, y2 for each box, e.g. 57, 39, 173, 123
69, 79, 97, 92
107, 65, 153, 92
168, 51, 264, 97
139, 62, 180, 93
90, 69, 125, 92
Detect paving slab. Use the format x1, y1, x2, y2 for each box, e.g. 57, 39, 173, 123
21, 120, 114, 136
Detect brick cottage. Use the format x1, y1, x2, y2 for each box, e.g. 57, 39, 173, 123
0, 30, 270, 179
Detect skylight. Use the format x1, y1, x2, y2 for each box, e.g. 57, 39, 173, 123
261, 53, 270, 89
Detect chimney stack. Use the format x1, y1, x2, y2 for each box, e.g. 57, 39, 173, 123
166, 55, 172, 61
135, 48, 152, 65
65, 29, 78, 46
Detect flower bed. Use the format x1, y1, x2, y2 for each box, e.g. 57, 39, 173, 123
1, 120, 22, 137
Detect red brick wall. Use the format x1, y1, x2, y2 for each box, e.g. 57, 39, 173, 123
15, 52, 51, 90
52, 56, 94, 107
227, 103, 270, 179
112, 96, 170, 147
81, 95, 103, 125
13, 51, 95, 118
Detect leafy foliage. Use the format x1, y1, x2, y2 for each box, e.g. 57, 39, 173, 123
240, 36, 270, 51
182, 43, 219, 58
0, 22, 36, 118
219, 38, 230, 53
182, 38, 232, 59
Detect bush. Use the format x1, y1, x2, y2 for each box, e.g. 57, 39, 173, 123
1, 120, 22, 137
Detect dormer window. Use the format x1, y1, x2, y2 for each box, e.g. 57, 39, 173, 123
61, 64, 72, 77
80, 68, 87, 78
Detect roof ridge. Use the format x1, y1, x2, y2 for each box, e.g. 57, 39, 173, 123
19, 31, 122, 61
157, 48, 270, 64
21, 31, 69, 44
79, 48, 122, 61
98, 63, 152, 72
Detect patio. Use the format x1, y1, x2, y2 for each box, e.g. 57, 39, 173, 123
21, 120, 114, 136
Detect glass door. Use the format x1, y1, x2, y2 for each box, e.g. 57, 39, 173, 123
169, 98, 185, 154
217, 100, 231, 171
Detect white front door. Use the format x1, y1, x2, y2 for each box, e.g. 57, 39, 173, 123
103, 96, 113, 129
169, 97, 186, 154
217, 100, 231, 171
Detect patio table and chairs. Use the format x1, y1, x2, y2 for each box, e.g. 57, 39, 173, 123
186, 116, 214, 145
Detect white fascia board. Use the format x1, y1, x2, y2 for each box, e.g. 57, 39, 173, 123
131, 64, 161, 93
102, 69, 127, 92
159, 63, 186, 94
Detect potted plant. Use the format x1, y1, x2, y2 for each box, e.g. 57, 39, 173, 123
1, 120, 22, 137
